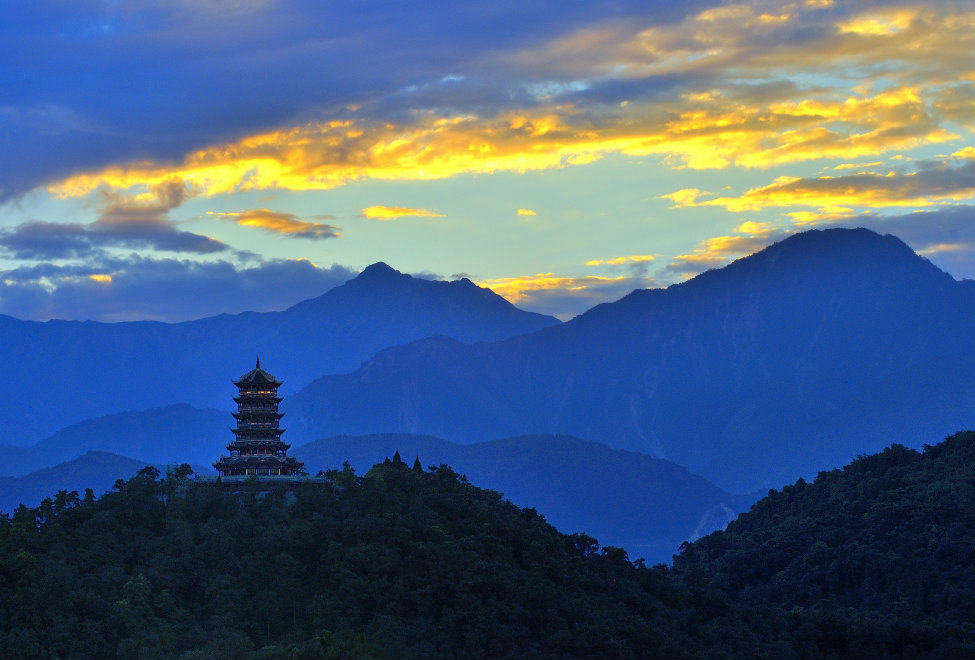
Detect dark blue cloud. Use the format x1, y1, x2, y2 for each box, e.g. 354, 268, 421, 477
0, 255, 356, 322
0, 220, 227, 259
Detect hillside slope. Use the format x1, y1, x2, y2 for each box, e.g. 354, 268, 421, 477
675, 430, 974, 631
294, 433, 745, 563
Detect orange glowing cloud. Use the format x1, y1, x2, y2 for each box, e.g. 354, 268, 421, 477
360, 206, 445, 220
477, 273, 628, 304
208, 209, 341, 239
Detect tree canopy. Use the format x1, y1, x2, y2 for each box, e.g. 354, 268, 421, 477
0, 432, 971, 659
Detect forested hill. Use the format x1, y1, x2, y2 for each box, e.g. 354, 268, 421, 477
676, 430, 974, 647
0, 433, 972, 659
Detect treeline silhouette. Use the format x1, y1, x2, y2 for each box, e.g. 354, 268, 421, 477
0, 435, 971, 659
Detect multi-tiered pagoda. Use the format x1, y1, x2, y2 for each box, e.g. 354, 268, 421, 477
213, 358, 304, 478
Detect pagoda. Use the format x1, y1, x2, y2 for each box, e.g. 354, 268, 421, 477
213, 357, 305, 478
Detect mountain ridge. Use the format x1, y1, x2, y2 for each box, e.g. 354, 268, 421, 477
284, 228, 975, 491
0, 265, 558, 444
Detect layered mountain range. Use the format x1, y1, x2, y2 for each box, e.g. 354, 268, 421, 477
1, 227, 972, 530
284, 229, 975, 490
0, 264, 556, 444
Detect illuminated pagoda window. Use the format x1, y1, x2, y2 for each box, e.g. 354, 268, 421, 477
213, 357, 305, 478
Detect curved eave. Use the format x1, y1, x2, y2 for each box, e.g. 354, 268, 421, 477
227, 440, 292, 450
233, 396, 282, 404
233, 368, 284, 388
232, 412, 284, 420
231, 428, 286, 436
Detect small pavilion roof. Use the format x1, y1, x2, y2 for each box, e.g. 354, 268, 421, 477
234, 356, 283, 388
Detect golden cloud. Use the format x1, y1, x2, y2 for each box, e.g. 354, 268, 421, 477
585, 254, 655, 266
665, 155, 975, 212
517, 208, 537, 216
207, 209, 340, 239
665, 221, 791, 276
48, 81, 962, 201
39, 3, 974, 202
476, 272, 628, 304
918, 242, 971, 255
360, 206, 445, 220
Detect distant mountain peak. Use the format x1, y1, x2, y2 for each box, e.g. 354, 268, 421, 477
356, 262, 403, 280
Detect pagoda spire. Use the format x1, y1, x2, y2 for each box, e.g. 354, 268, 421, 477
256, 355, 260, 369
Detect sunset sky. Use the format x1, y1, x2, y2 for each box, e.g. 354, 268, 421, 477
1, 0, 973, 321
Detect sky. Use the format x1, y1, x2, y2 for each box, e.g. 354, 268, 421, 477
0, 0, 972, 322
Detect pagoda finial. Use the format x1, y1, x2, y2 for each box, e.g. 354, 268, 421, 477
256, 355, 261, 369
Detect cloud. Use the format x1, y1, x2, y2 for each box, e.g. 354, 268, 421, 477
664, 155, 975, 212
0, 256, 356, 322
46, 79, 965, 200
476, 271, 661, 319
208, 208, 341, 239
7, 1, 973, 203
0, 179, 228, 259
517, 208, 537, 216
663, 221, 792, 277
585, 254, 655, 266
360, 206, 445, 220
3, 0, 666, 198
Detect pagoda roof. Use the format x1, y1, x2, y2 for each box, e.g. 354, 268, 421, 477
234, 356, 283, 388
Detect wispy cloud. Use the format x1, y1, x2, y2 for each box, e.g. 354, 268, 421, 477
663, 154, 975, 212
0, 178, 228, 259
585, 254, 655, 266
207, 208, 341, 239
360, 206, 445, 220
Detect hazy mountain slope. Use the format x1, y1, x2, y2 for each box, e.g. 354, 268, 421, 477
294, 433, 744, 563
0, 451, 145, 513
0, 444, 47, 478
0, 264, 557, 444
30, 404, 228, 470
285, 229, 975, 491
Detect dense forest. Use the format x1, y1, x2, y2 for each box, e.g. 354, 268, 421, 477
0, 434, 971, 659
